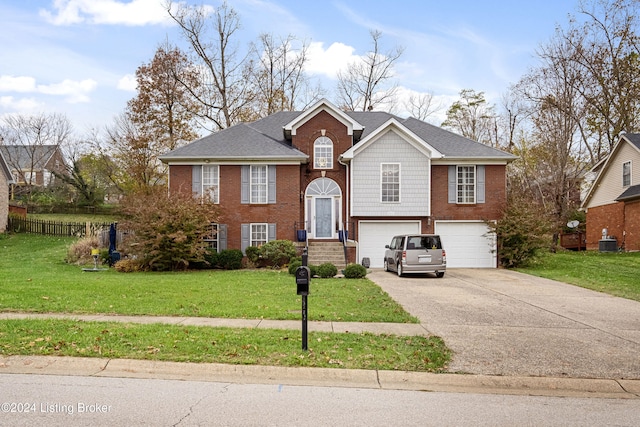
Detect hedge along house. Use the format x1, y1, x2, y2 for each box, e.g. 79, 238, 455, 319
159, 99, 516, 268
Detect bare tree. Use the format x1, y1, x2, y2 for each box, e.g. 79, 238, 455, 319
0, 113, 71, 197
512, 32, 591, 226
166, 0, 255, 130
555, 0, 640, 158
251, 33, 318, 115
403, 92, 442, 121
336, 30, 404, 112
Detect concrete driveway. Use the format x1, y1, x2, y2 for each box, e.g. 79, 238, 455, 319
367, 269, 640, 379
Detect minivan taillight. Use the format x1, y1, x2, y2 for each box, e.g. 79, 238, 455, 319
442, 250, 447, 264
402, 250, 406, 262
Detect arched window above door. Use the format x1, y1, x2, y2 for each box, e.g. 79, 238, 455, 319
306, 177, 341, 196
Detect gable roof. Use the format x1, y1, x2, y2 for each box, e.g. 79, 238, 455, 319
160, 105, 516, 164
283, 99, 364, 139
0, 145, 60, 170
0, 149, 14, 183
581, 133, 640, 208
340, 117, 445, 161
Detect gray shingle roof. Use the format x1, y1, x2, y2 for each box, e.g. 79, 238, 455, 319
0, 145, 59, 169
624, 133, 640, 150
160, 109, 515, 162
616, 183, 640, 201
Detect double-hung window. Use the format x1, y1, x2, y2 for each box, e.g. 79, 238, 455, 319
251, 165, 267, 203
251, 223, 267, 247
457, 165, 476, 204
314, 136, 333, 169
381, 163, 400, 202
623, 161, 631, 187
202, 165, 219, 203
204, 223, 219, 251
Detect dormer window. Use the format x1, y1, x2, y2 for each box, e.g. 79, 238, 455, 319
314, 136, 333, 169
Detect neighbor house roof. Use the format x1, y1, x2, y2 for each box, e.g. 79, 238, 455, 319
0, 145, 60, 170
160, 101, 517, 164
581, 133, 640, 208
0, 149, 14, 183
616, 184, 640, 202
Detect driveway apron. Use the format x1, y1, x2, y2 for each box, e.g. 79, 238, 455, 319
367, 269, 640, 379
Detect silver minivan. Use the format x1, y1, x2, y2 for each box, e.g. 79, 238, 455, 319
384, 234, 446, 277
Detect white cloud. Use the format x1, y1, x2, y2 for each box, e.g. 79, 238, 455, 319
0, 96, 44, 112
39, 0, 177, 26
305, 41, 357, 79
0, 75, 97, 103
117, 74, 137, 91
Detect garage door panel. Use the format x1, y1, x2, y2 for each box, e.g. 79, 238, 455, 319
435, 221, 496, 268
358, 221, 420, 268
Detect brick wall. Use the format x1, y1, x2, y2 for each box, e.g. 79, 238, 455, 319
623, 200, 640, 251
169, 163, 302, 250
585, 202, 625, 249
427, 164, 506, 233
293, 110, 350, 220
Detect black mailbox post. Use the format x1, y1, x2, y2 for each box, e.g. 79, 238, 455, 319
296, 266, 310, 295
297, 248, 311, 350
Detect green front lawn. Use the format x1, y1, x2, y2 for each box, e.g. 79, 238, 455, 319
0, 318, 449, 372
518, 250, 640, 301
0, 234, 416, 323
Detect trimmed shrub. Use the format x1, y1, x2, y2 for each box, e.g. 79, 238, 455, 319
309, 264, 319, 277
316, 262, 338, 278
217, 249, 243, 270
245, 246, 260, 265
288, 259, 302, 275
259, 240, 297, 268
344, 263, 367, 279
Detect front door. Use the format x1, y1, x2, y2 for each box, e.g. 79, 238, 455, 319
315, 197, 332, 238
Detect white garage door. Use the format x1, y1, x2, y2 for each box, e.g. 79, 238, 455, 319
435, 221, 496, 268
358, 221, 421, 268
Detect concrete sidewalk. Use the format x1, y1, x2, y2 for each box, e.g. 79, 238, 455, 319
0, 311, 428, 336
1, 311, 640, 399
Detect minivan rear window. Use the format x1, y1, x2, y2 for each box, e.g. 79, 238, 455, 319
406, 236, 441, 250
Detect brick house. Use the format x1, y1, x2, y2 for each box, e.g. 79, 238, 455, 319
0, 149, 14, 232
0, 145, 67, 195
160, 99, 516, 268
581, 133, 640, 251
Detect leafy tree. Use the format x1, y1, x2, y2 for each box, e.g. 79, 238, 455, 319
488, 194, 553, 268
126, 42, 201, 151
52, 158, 104, 206
336, 30, 404, 112
441, 89, 498, 146
119, 187, 219, 271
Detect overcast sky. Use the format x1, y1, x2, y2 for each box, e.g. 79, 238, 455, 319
0, 0, 580, 134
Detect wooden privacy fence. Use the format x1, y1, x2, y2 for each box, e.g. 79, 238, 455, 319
7, 216, 111, 238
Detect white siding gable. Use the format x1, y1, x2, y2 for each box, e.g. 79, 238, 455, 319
588, 142, 640, 208
350, 129, 430, 216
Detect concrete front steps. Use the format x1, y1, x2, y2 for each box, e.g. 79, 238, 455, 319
305, 241, 348, 269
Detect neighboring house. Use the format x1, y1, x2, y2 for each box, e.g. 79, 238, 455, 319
581, 133, 640, 251
0, 145, 67, 193
160, 99, 516, 268
0, 149, 15, 232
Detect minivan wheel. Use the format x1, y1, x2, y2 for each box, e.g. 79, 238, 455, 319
397, 262, 403, 277
383, 259, 389, 271
436, 272, 445, 278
